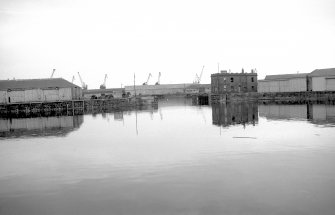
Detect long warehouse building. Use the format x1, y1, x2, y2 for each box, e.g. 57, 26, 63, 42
258, 68, 335, 93
0, 78, 82, 104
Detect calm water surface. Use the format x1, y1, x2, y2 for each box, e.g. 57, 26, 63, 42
1, 98, 335, 215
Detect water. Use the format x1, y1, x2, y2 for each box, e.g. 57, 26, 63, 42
1, 97, 335, 215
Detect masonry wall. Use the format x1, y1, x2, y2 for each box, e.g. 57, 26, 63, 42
211, 73, 257, 94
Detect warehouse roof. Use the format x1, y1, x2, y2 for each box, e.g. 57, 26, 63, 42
309, 68, 335, 77
265, 73, 308, 80
0, 78, 80, 90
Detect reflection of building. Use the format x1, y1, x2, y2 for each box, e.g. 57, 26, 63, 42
212, 102, 258, 127
0, 115, 83, 138
259, 103, 335, 126
114, 112, 123, 121
0, 78, 82, 104
211, 70, 258, 94
258, 104, 307, 119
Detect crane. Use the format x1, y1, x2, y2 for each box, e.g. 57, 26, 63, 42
155, 72, 161, 85
50, 69, 56, 78
77, 72, 88, 90
193, 65, 205, 84
71, 75, 75, 83
142, 73, 152, 85
100, 74, 108, 89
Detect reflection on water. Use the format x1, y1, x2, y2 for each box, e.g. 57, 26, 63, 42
212, 102, 258, 127
0, 98, 335, 215
0, 115, 84, 138
259, 103, 335, 126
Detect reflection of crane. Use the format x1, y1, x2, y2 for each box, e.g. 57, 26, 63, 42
193, 65, 204, 84
143, 73, 152, 85
77, 72, 88, 90
71, 75, 75, 83
50, 69, 56, 78
100, 74, 108, 89
155, 72, 161, 85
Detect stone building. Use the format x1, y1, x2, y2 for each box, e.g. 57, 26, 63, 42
211, 70, 258, 94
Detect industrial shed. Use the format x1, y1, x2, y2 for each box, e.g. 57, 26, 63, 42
258, 73, 308, 93
308, 68, 335, 91
0, 78, 82, 104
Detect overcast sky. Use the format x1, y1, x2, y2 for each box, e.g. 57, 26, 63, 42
0, 0, 334, 88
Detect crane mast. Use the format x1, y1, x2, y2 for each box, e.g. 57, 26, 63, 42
193, 65, 204, 84
155, 72, 161, 85
198, 65, 205, 84
50, 69, 56, 78
77, 72, 88, 90
100, 74, 108, 89
143, 73, 152, 85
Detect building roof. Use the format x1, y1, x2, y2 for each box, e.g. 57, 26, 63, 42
309, 68, 335, 77
264, 73, 308, 80
0, 78, 80, 90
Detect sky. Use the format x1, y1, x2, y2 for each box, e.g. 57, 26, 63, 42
0, 0, 334, 88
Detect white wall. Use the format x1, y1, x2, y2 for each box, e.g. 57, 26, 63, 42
312, 77, 326, 91
0, 87, 74, 104
0, 90, 7, 103
258, 78, 306, 93
326, 79, 335, 91
8, 90, 25, 103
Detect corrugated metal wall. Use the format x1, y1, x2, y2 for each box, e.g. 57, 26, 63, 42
0, 87, 76, 104
326, 79, 335, 91
258, 78, 307, 93
312, 77, 326, 91
0, 91, 7, 103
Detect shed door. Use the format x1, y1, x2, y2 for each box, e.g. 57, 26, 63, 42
326, 79, 335, 91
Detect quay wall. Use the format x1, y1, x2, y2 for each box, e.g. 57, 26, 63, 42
258, 91, 335, 102
0, 98, 157, 115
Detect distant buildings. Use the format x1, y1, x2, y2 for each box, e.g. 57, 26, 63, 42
211, 70, 258, 94
258, 68, 335, 93
124, 84, 210, 96
0, 78, 82, 104
83, 88, 124, 99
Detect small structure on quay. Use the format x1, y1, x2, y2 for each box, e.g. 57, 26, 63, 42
83, 88, 125, 99
210, 69, 258, 102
